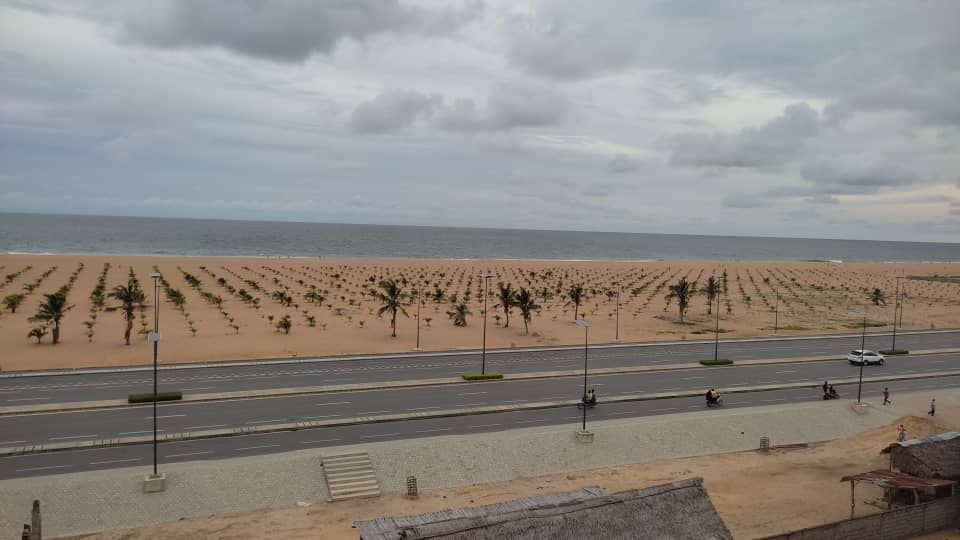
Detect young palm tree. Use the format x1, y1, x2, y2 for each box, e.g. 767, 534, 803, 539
447, 301, 471, 326
870, 288, 887, 306
498, 283, 517, 328
3, 293, 25, 313
29, 291, 73, 344
107, 283, 145, 345
374, 279, 408, 337
666, 278, 696, 323
28, 326, 47, 344
566, 285, 585, 320
703, 276, 722, 315
516, 288, 541, 335
276, 314, 292, 334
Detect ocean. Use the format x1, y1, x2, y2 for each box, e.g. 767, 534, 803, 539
1, 212, 958, 262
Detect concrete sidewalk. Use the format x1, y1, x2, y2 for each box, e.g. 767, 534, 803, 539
3, 389, 955, 538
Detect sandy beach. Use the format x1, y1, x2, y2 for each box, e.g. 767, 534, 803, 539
1, 254, 958, 371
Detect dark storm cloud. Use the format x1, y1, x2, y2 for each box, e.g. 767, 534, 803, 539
669, 103, 819, 168
119, 0, 482, 62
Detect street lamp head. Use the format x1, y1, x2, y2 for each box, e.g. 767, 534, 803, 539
149, 272, 162, 278
479, 273, 497, 279
575, 319, 590, 328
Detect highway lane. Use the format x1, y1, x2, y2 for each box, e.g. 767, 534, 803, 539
2, 353, 957, 446
2, 375, 958, 480
1, 330, 956, 404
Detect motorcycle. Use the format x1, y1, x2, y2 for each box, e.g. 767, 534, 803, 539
577, 397, 597, 410
706, 396, 723, 408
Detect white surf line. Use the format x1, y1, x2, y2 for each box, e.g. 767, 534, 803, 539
246, 419, 285, 424
406, 406, 440, 411
184, 424, 227, 430
5, 397, 49, 402
315, 401, 352, 406
0, 440, 26, 445
470, 423, 502, 428
49, 434, 98, 440
90, 458, 143, 466
456, 391, 488, 396
119, 429, 166, 435
299, 438, 342, 444
415, 428, 453, 434
165, 451, 214, 459
236, 444, 281, 451
16, 464, 72, 473
359, 433, 402, 439
144, 414, 187, 420
359, 410, 392, 415
301, 414, 342, 419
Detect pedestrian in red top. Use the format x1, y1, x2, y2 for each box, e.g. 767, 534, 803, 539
882, 387, 890, 405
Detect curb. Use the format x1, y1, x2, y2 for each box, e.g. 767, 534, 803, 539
2, 329, 956, 379
3, 349, 958, 416
2, 370, 959, 457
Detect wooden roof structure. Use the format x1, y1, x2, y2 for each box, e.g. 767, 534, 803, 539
356, 478, 732, 540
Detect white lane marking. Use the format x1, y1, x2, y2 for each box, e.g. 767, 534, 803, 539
359, 410, 392, 415
407, 406, 440, 411
470, 423, 502, 428
459, 403, 487, 407
302, 415, 341, 419
316, 401, 352, 406
725, 401, 751, 405
543, 396, 567, 400
15, 464, 72, 472
564, 416, 583, 420
760, 398, 787, 403
502, 399, 527, 404
516, 419, 547, 423
237, 444, 281, 451
609, 411, 634, 415
0, 440, 26, 445
775, 370, 797, 374
758, 380, 778, 384
6, 397, 49, 402
681, 376, 704, 381
359, 433, 402, 439
90, 458, 143, 465
120, 430, 165, 435
457, 391, 488, 396
165, 451, 214, 458
184, 424, 227, 430
180, 387, 215, 391
299, 438, 342, 444
651, 407, 677, 412
246, 419, 285, 424
931, 360, 946, 364
415, 428, 453, 433
144, 414, 187, 419
49, 434, 97, 440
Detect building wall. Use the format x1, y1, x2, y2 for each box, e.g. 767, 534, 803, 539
760, 495, 959, 540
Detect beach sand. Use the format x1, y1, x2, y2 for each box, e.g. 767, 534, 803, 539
1, 254, 958, 371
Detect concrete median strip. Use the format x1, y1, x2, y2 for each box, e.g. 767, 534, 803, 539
2, 348, 959, 416
2, 369, 960, 457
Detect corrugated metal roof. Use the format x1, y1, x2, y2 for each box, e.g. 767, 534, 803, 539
882, 431, 960, 453
841, 469, 957, 489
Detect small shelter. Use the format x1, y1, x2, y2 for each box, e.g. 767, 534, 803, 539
356, 477, 732, 539
841, 470, 956, 518
882, 431, 960, 480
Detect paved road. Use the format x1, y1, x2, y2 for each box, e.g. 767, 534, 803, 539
1, 331, 955, 404
3, 375, 957, 480
2, 353, 957, 447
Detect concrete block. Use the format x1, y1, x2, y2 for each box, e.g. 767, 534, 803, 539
143, 473, 166, 493
575, 430, 594, 444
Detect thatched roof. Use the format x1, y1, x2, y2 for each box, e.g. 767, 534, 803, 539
356, 478, 732, 540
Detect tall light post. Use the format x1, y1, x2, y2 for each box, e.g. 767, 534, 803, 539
714, 287, 722, 362
413, 281, 422, 351
850, 309, 867, 404
773, 288, 780, 336
148, 272, 162, 480
614, 282, 620, 342
479, 273, 496, 374
890, 276, 905, 352
576, 319, 590, 432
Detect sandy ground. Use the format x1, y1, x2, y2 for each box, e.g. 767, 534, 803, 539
64, 399, 960, 540
1, 254, 959, 371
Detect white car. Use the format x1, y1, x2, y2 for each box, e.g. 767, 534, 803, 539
847, 350, 885, 366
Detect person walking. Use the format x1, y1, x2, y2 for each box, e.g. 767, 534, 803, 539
822, 380, 829, 395
882, 387, 891, 405
897, 424, 906, 442
928, 398, 936, 416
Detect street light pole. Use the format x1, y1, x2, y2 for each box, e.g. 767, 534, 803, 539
148, 272, 162, 477
773, 288, 779, 336
858, 312, 866, 404
414, 281, 422, 351
614, 284, 620, 342
891, 276, 904, 352
479, 273, 496, 374
576, 319, 590, 432
714, 288, 721, 362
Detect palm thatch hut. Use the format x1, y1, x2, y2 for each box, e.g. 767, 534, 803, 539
882, 432, 960, 480
356, 477, 732, 539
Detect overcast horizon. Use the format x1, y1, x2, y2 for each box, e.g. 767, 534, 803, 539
2, 1, 959, 242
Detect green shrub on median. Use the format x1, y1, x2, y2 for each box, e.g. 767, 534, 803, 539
128, 391, 183, 403
879, 349, 909, 355
699, 359, 733, 366
462, 372, 503, 381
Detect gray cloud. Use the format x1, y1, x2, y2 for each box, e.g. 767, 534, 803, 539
722, 194, 769, 209
435, 83, 567, 131
801, 153, 915, 189
669, 103, 819, 168
119, 0, 482, 62
347, 90, 441, 133
950, 202, 960, 216
804, 194, 840, 205
607, 154, 640, 173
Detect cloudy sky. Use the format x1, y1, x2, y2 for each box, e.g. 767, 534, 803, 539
1, 0, 959, 241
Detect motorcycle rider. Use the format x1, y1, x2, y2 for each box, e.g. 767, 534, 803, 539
705, 388, 720, 404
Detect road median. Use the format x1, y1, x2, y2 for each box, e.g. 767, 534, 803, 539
3, 348, 958, 416
3, 369, 960, 457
